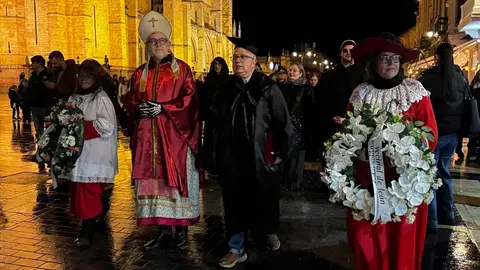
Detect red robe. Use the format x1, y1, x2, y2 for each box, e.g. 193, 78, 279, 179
124, 57, 200, 198
346, 96, 438, 270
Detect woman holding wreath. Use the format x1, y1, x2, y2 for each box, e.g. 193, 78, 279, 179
337, 33, 438, 269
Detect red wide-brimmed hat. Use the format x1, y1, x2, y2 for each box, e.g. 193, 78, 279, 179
351, 33, 420, 67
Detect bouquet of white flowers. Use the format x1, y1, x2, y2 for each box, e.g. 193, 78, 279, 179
37, 100, 84, 185
321, 103, 442, 224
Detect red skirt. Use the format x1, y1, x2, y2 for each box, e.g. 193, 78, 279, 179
70, 182, 105, 220
347, 160, 427, 270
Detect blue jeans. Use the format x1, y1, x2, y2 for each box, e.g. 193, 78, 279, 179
428, 133, 456, 229
228, 232, 244, 254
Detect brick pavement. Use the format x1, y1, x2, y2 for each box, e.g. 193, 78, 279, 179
0, 96, 478, 269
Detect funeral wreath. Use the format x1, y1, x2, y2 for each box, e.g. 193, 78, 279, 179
37, 100, 85, 181
320, 103, 442, 224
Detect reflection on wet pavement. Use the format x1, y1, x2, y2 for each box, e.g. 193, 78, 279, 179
0, 96, 478, 269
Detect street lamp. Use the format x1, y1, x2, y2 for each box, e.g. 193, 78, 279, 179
269, 61, 274, 70
323, 59, 329, 65
292, 52, 298, 57
313, 60, 317, 65
306, 51, 312, 57
426, 31, 434, 38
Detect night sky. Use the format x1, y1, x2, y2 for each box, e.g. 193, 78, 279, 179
233, 0, 419, 60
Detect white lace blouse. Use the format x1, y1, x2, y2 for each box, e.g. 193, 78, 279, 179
349, 78, 430, 113
66, 89, 118, 183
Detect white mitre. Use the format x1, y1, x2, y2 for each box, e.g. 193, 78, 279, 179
138, 10, 172, 43
138, 11, 174, 93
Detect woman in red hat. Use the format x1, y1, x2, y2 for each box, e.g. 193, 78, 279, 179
344, 33, 438, 270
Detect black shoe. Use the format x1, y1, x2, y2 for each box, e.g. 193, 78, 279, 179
143, 230, 165, 251
74, 237, 91, 248
439, 218, 455, 226
173, 226, 188, 248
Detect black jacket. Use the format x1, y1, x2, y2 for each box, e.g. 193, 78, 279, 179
419, 66, 465, 136
211, 71, 293, 235
282, 82, 314, 150
28, 68, 54, 108
317, 64, 364, 142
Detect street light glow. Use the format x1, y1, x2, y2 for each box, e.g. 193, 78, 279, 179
323, 60, 328, 65
269, 61, 274, 70
292, 52, 298, 57
306, 51, 312, 57
313, 60, 317, 65
426, 31, 434, 38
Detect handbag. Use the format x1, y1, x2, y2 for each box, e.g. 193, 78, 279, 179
459, 79, 480, 138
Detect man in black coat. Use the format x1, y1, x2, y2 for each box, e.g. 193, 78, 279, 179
317, 40, 364, 156
213, 38, 293, 268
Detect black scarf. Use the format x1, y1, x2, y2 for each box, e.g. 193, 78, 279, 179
372, 71, 404, 89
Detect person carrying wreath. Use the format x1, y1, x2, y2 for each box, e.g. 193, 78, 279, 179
344, 33, 438, 270
68, 59, 118, 248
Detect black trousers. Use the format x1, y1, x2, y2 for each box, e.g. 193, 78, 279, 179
220, 167, 280, 237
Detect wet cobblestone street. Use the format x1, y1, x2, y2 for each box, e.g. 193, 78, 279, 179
0, 96, 479, 269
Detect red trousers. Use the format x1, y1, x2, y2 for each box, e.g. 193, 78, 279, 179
348, 160, 427, 270
70, 182, 104, 220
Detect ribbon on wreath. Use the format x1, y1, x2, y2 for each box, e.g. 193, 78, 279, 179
367, 133, 391, 224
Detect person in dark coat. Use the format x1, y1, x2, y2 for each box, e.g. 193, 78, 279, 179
213, 39, 293, 268
282, 63, 314, 190
199, 57, 229, 173
18, 78, 31, 124
8, 85, 20, 120
317, 40, 364, 158
419, 43, 465, 231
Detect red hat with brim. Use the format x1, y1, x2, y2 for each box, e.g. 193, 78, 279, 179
351, 37, 420, 67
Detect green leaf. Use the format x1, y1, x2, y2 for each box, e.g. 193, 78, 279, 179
421, 126, 431, 133
407, 122, 414, 131
414, 121, 424, 127
426, 133, 434, 142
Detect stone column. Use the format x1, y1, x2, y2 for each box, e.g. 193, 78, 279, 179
108, 0, 128, 68
47, 0, 67, 54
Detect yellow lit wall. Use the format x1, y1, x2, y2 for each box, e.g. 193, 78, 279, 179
0, 0, 234, 89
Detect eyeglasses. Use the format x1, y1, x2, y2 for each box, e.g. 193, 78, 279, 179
147, 38, 168, 46
231, 54, 255, 62
342, 48, 351, 54
378, 54, 401, 63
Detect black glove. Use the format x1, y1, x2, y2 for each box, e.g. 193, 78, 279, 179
138, 100, 163, 118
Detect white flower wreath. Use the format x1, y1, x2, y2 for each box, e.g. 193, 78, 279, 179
321, 103, 442, 224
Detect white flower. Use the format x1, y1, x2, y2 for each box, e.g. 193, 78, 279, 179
425, 190, 434, 204
388, 181, 407, 199
394, 136, 416, 155
382, 123, 405, 143
67, 135, 76, 147
414, 181, 430, 194
321, 102, 438, 225
354, 189, 372, 210
390, 196, 408, 216
408, 147, 430, 170
406, 190, 424, 206
347, 115, 371, 135
374, 113, 388, 125
406, 214, 416, 224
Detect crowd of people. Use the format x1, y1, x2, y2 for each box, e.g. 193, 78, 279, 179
5, 9, 476, 270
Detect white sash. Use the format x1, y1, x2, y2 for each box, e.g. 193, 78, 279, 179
368, 135, 391, 223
